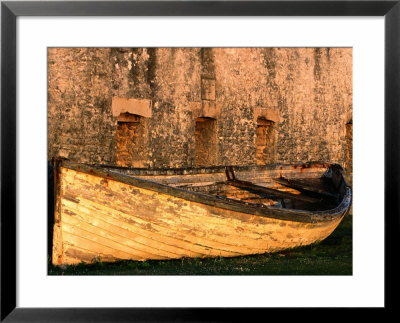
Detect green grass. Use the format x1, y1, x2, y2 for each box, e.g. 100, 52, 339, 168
48, 213, 352, 276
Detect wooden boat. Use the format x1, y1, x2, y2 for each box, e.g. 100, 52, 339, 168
51, 159, 352, 265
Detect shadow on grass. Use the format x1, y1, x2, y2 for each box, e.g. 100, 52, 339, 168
48, 214, 352, 276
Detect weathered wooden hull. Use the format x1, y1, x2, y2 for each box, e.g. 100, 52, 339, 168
52, 161, 352, 265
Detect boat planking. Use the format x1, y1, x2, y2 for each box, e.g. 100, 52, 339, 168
51, 159, 352, 265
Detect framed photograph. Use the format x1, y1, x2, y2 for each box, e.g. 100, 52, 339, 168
1, 0, 398, 320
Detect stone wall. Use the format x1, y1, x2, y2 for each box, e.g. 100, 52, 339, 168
48, 48, 116, 164
48, 47, 352, 170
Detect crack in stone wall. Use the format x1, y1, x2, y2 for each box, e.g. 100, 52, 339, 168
345, 122, 353, 173
256, 119, 276, 165
195, 117, 218, 167
116, 114, 147, 167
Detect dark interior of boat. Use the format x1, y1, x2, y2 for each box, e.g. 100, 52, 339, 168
102, 163, 345, 212
170, 173, 339, 211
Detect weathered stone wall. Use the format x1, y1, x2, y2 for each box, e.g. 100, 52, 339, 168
265, 48, 353, 165
48, 48, 116, 164
48, 47, 352, 170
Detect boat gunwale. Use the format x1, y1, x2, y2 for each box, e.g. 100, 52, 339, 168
57, 160, 352, 224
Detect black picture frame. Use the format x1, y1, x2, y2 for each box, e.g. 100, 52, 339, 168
1, 0, 398, 321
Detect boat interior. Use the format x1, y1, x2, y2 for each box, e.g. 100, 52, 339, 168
99, 163, 348, 212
